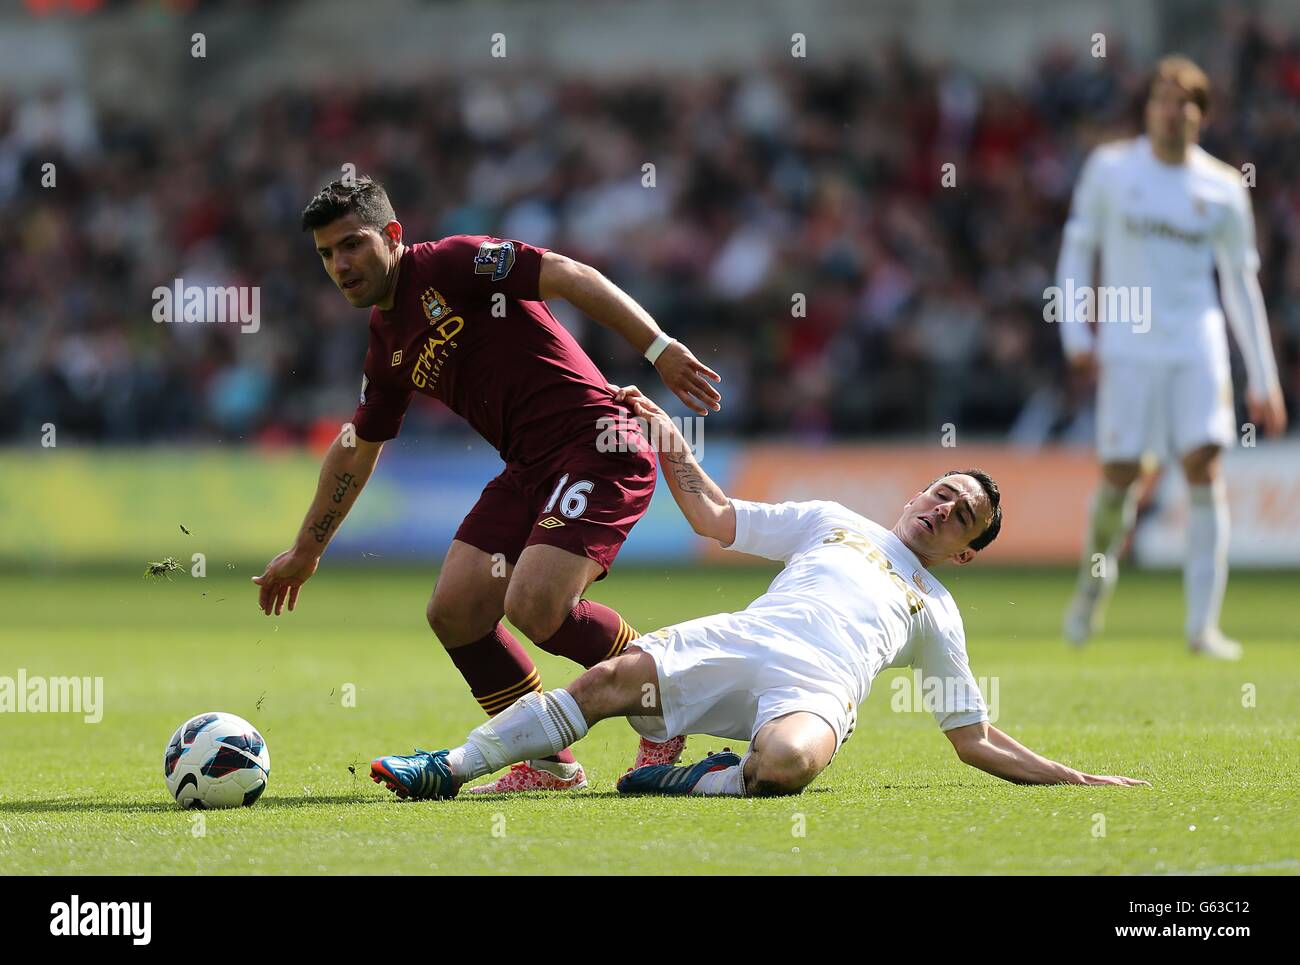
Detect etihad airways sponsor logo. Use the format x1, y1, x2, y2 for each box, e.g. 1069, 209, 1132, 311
411, 315, 465, 390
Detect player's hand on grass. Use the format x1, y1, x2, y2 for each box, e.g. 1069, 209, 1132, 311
652, 341, 721, 416
1074, 771, 1150, 787
252, 548, 320, 616
1247, 387, 1287, 437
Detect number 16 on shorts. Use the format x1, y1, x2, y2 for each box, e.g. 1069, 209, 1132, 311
544, 473, 594, 520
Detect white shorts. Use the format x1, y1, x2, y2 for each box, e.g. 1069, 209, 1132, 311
1096, 355, 1235, 462
625, 611, 859, 750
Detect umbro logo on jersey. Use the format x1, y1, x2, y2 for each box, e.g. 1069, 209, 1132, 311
391, 350, 403, 366
538, 516, 565, 529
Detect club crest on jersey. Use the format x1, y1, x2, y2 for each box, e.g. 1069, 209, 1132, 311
912, 571, 933, 594
421, 288, 450, 324
391, 350, 403, 367
474, 240, 516, 281
360, 375, 368, 404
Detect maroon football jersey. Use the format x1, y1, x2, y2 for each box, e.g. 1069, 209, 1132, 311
351, 235, 622, 464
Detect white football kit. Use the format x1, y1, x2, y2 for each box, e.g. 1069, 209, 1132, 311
627, 499, 988, 749
1056, 136, 1280, 460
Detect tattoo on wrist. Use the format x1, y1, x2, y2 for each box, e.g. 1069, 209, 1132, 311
309, 508, 342, 544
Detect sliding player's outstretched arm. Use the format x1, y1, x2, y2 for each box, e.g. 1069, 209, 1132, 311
539, 252, 722, 416
612, 384, 736, 545
946, 721, 1148, 786
252, 430, 384, 615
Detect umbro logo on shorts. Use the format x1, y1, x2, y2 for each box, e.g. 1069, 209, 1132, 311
538, 516, 565, 529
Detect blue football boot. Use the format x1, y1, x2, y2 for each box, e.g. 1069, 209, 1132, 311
370, 748, 459, 800
616, 749, 742, 795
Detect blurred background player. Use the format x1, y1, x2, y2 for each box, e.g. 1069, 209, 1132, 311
253, 176, 720, 791
1057, 56, 1288, 659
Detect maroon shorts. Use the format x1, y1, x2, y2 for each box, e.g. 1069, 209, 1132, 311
453, 426, 657, 577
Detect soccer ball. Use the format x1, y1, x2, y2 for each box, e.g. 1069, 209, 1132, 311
163, 712, 270, 809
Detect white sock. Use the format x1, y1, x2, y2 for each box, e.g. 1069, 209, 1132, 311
1184, 480, 1228, 641
690, 755, 748, 796
1078, 480, 1136, 591
448, 690, 589, 780
445, 742, 489, 781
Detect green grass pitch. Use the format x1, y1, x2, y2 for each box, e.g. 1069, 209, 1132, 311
1, 563, 1296, 875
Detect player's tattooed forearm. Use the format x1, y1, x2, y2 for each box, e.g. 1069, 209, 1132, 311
309, 508, 342, 544
330, 471, 359, 505
664, 452, 708, 494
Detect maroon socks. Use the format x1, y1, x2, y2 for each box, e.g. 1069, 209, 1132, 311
536, 600, 637, 669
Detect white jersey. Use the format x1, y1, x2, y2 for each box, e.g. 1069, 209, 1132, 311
1056, 137, 1278, 395
724, 498, 987, 732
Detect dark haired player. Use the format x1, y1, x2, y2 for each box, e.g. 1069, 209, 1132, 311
371, 388, 1148, 799
253, 176, 721, 792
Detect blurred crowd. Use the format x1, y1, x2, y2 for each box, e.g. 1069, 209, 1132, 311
3, 10, 1299, 447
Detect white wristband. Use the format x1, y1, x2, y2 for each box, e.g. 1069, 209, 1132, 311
644, 332, 675, 364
